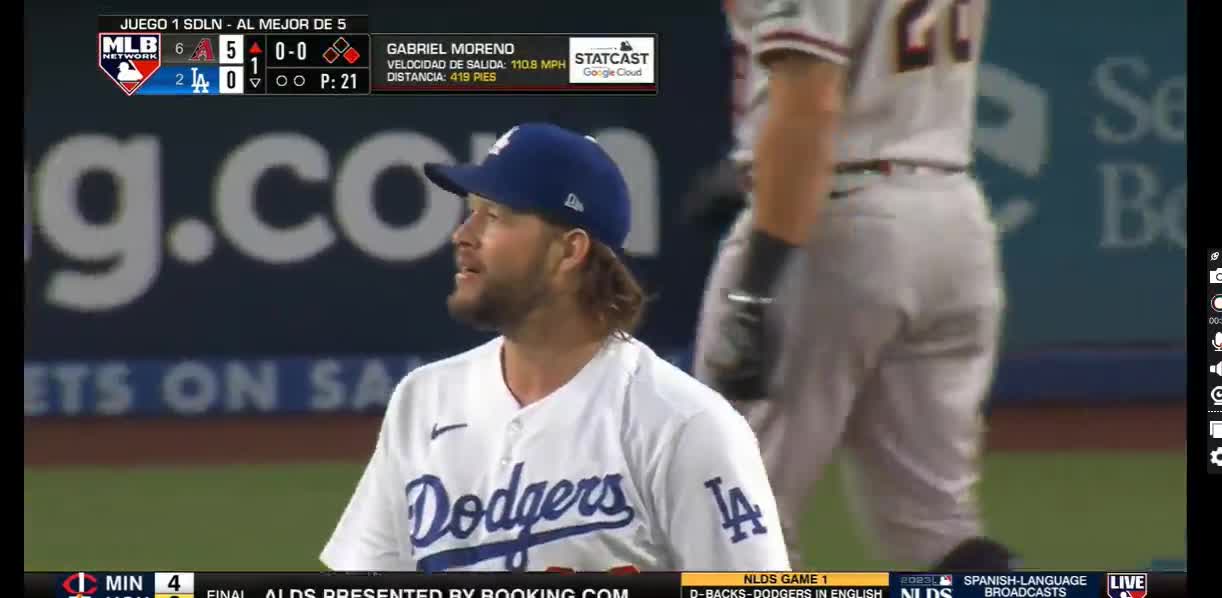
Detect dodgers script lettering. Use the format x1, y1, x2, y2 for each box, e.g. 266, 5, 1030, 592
405, 462, 636, 572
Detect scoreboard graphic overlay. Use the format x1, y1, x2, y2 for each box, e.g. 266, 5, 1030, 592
96, 15, 657, 95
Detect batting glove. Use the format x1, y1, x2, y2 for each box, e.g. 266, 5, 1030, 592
703, 290, 775, 401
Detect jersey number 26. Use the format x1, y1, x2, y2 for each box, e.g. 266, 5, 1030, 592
895, 0, 977, 73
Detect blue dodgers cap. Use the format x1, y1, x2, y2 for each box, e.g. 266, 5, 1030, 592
423, 123, 631, 250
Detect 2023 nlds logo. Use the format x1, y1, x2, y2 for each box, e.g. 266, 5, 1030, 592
1106, 573, 1147, 598
899, 574, 953, 598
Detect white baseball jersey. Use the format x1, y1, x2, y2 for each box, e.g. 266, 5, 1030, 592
320, 336, 790, 572
728, 0, 989, 167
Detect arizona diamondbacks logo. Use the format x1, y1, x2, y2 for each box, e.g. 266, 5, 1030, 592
704, 476, 767, 543
97, 33, 162, 95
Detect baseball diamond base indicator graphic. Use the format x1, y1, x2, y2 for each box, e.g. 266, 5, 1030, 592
371, 34, 658, 94
264, 34, 371, 94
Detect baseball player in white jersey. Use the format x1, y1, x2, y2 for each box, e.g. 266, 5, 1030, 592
691, 0, 1020, 570
320, 122, 791, 572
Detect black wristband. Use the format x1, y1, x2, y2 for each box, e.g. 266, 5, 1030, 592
735, 229, 798, 298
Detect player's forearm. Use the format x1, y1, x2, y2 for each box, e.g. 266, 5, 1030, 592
731, 54, 843, 299
751, 94, 839, 247
735, 100, 839, 298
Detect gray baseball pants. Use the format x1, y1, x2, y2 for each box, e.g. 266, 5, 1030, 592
692, 170, 1005, 567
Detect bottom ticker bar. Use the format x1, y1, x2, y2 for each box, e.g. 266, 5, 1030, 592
21, 572, 1187, 598
26, 572, 678, 598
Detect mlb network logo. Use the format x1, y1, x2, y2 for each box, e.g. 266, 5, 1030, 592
900, 574, 954, 598
97, 33, 163, 95
1107, 573, 1148, 598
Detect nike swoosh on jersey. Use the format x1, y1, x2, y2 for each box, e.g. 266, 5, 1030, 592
431, 423, 469, 440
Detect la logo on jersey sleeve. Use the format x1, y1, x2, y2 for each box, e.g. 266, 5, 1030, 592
704, 476, 767, 543
98, 33, 162, 95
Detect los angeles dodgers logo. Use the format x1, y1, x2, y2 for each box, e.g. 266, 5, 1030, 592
405, 462, 636, 572
487, 126, 519, 156
704, 476, 767, 543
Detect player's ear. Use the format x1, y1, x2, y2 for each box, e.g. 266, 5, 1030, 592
556, 228, 592, 274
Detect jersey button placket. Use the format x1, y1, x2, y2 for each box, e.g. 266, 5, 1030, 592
501, 419, 523, 467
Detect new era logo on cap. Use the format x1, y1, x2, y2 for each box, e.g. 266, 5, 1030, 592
564, 193, 584, 212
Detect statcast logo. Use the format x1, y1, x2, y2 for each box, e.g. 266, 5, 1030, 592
568, 37, 655, 84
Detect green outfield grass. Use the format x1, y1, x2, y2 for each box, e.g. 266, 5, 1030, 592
23, 452, 1184, 571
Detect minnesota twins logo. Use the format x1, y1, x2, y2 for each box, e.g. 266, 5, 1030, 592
58, 572, 97, 598
704, 476, 767, 543
1106, 573, 1148, 598
405, 462, 636, 572
97, 33, 162, 95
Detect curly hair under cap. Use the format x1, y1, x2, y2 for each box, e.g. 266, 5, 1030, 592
538, 215, 647, 340
576, 240, 647, 341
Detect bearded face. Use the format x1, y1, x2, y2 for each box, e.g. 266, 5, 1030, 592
447, 195, 560, 331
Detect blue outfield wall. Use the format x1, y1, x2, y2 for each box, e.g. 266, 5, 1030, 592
23, 0, 1185, 417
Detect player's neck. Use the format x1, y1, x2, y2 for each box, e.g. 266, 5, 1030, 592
499, 305, 607, 407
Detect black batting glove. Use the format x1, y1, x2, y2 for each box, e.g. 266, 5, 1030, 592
703, 290, 774, 401
703, 229, 799, 401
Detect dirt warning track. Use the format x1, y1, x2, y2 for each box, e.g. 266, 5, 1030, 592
23, 403, 1184, 467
